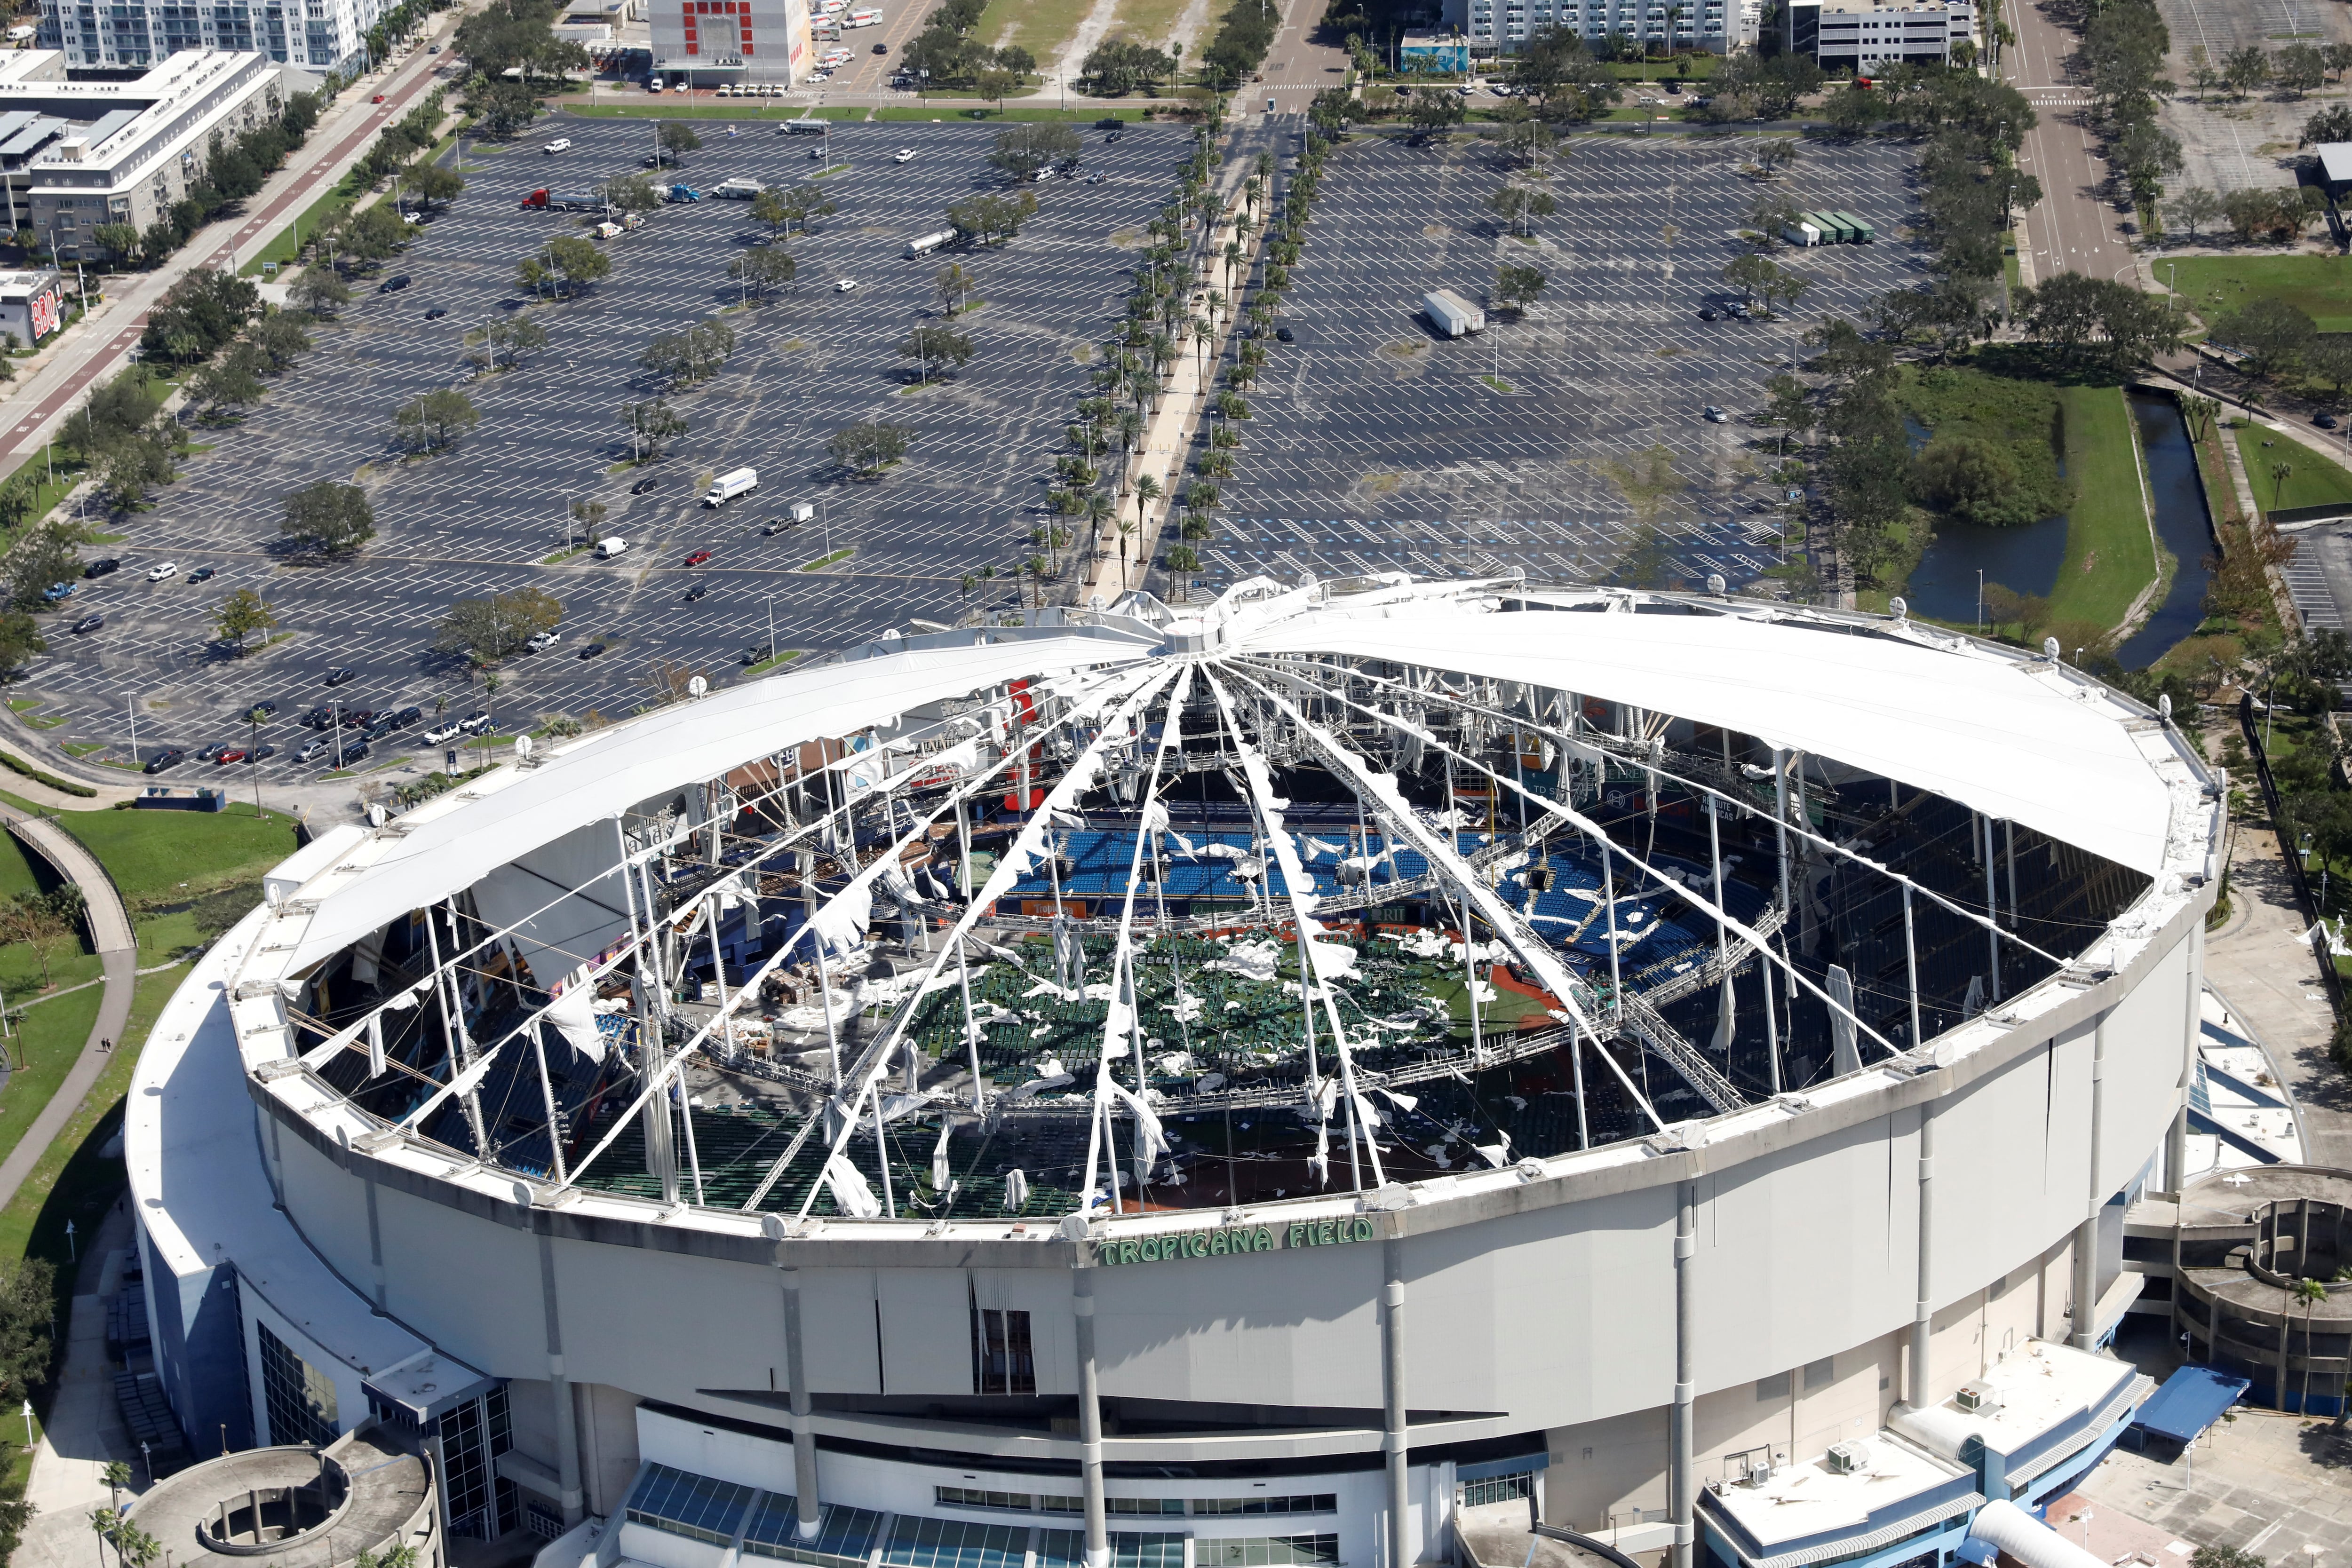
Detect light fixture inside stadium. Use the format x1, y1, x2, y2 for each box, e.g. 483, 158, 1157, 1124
285, 576, 2162, 1228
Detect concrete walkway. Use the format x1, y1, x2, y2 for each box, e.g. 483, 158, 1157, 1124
2202, 817, 2352, 1168
15, 1199, 143, 1568
0, 799, 136, 1220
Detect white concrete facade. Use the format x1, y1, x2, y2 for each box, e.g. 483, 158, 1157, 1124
39, 0, 388, 74
648, 0, 812, 86
1462, 1, 1731, 57
1781, 0, 1975, 69
127, 585, 2220, 1568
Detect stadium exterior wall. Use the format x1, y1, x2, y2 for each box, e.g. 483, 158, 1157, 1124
133, 895, 2203, 1545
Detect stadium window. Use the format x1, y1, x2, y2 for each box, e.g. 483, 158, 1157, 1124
1459, 1472, 1534, 1508
1756, 1371, 1792, 1400
938, 1488, 1035, 1513
970, 1307, 1035, 1395
1803, 1356, 1836, 1391
257, 1321, 338, 1449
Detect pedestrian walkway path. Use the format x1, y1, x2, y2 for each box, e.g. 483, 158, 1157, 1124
0, 800, 135, 1216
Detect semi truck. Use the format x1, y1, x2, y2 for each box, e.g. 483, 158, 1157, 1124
520, 189, 601, 211
665, 184, 703, 202
705, 467, 759, 507
905, 228, 958, 258
784, 118, 827, 135
1422, 288, 1485, 338
1827, 210, 1875, 243
711, 177, 764, 199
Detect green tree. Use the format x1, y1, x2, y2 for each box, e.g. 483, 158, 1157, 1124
184, 342, 269, 417
2166, 186, 2223, 239
405, 158, 466, 208
1494, 264, 1547, 314
544, 235, 611, 297
1406, 88, 1466, 135
90, 223, 141, 264
935, 261, 976, 315
600, 173, 662, 217
0, 611, 45, 679
435, 586, 564, 667
248, 312, 314, 372
212, 587, 277, 653
987, 122, 1081, 182
900, 324, 976, 383
657, 121, 703, 159
0, 887, 81, 987
280, 480, 376, 555
2215, 296, 2317, 377
622, 397, 687, 461
391, 388, 481, 453
728, 245, 798, 303
828, 421, 914, 478
290, 268, 352, 317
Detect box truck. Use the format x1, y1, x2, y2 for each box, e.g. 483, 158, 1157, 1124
595, 537, 628, 559
1422, 288, 1485, 337
705, 467, 759, 506
905, 228, 958, 258
711, 177, 764, 198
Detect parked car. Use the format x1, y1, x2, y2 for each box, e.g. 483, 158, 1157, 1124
392, 705, 423, 728
544, 137, 574, 153
338, 739, 372, 764
894, 148, 917, 164
835, 277, 860, 293
69, 613, 102, 634
379, 275, 412, 293
459, 709, 492, 733
424, 307, 447, 320
299, 706, 335, 729
630, 475, 660, 495
187, 566, 216, 584
196, 743, 229, 762
526, 630, 561, 652
146, 561, 178, 582
1698, 305, 1719, 321
216, 747, 246, 764
324, 666, 354, 685
292, 740, 323, 764
422, 722, 463, 745
684, 583, 710, 602
250, 744, 277, 762
2318, 412, 2341, 430
1702, 405, 1729, 423
247, 701, 280, 720
39, 583, 70, 602
144, 748, 185, 774
579, 642, 610, 659
1275, 326, 1295, 343
684, 548, 714, 566
84, 558, 119, 578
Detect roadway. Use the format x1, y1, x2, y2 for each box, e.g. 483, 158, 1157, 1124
0, 13, 470, 474
2003, 0, 2137, 285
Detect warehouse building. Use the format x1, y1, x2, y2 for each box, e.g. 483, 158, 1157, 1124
131, 578, 2216, 1568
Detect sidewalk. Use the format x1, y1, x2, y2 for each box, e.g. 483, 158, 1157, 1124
15, 1200, 143, 1568
2203, 816, 2352, 1168
1079, 122, 1273, 607
0, 16, 469, 474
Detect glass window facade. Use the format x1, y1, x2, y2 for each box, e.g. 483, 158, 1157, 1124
438, 1386, 516, 1539
743, 1496, 886, 1568
970, 1308, 1035, 1395
882, 1516, 1030, 1568
256, 1321, 338, 1450
627, 1462, 755, 1547
1197, 1539, 1342, 1567
1460, 1472, 1535, 1508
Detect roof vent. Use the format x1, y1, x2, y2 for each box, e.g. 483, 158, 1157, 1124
1954, 1379, 1999, 1414
1825, 1440, 1871, 1474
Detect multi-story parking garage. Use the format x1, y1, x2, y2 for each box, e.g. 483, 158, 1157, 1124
129, 577, 2218, 1568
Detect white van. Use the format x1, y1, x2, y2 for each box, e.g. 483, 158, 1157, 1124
705, 467, 759, 506
595, 537, 629, 559
846, 8, 881, 24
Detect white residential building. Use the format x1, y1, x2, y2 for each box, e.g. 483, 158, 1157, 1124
38, 0, 388, 74
1454, 0, 1731, 58
0, 49, 305, 254
1782, 0, 1975, 68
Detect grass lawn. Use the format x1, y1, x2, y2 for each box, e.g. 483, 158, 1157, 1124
0, 987, 104, 1174
2234, 422, 2352, 514
977, 0, 1096, 63
2046, 385, 2157, 630
13, 798, 301, 907
1105, 0, 1192, 47
2169, 254, 2352, 333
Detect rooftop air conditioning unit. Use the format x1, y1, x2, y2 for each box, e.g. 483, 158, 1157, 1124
1954, 1380, 1999, 1414
1824, 1441, 1871, 1475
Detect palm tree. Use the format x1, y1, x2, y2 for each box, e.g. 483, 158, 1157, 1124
1115, 518, 1137, 588
1084, 488, 1115, 560
2296, 1276, 2328, 1413
1134, 474, 1162, 538
2273, 459, 2296, 508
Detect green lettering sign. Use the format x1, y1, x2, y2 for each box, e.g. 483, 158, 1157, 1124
1093, 1218, 1374, 1266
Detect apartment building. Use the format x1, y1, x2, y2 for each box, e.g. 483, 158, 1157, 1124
1781, 0, 1975, 67
39, 0, 388, 74
0, 49, 302, 255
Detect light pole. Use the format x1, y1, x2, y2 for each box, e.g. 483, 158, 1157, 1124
765, 594, 777, 662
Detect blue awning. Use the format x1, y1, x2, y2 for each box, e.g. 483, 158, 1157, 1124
2131, 1365, 2251, 1445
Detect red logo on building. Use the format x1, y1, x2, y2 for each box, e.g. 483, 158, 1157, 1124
27, 285, 59, 341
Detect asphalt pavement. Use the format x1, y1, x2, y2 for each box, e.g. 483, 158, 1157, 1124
1152, 131, 1928, 599
2006, 2, 2137, 285
10, 116, 1193, 778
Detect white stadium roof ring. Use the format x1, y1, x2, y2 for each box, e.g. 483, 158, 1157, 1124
226, 576, 2220, 1235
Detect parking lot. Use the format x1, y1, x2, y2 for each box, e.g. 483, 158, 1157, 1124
13, 114, 1186, 776
1158, 131, 1928, 596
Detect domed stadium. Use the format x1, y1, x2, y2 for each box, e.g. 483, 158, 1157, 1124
127, 577, 2220, 1568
